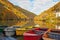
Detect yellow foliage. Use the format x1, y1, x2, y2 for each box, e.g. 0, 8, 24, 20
34, 2, 60, 28
0, 0, 27, 19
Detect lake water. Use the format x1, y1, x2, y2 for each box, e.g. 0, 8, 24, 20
0, 20, 35, 27
0, 20, 59, 28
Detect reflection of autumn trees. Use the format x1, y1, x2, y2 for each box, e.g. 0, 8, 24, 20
0, 20, 29, 27
0, 13, 3, 20
15, 21, 28, 27
57, 17, 60, 26
0, 20, 18, 26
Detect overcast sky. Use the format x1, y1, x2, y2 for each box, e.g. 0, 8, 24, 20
8, 0, 60, 15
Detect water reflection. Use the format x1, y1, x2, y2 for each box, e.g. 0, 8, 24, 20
0, 20, 18, 26
0, 20, 35, 27
15, 21, 29, 27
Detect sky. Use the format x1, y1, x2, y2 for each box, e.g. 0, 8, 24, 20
8, 0, 60, 15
